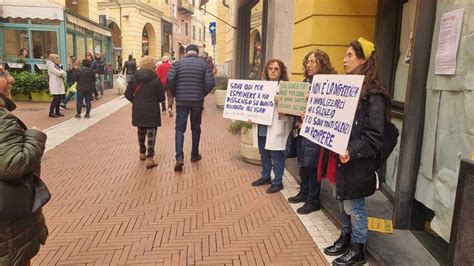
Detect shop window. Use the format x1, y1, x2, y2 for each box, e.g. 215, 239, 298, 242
67, 33, 74, 57
6, 18, 29, 24
32, 31, 58, 59
248, 1, 263, 80
76, 36, 86, 61
193, 25, 196, 40
87, 38, 94, 54
3, 29, 29, 59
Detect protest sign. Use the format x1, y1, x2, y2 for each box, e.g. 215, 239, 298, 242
300, 74, 364, 154
223, 79, 279, 125
277, 81, 310, 116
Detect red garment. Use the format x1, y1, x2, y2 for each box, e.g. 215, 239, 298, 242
156, 60, 171, 85
317, 148, 338, 184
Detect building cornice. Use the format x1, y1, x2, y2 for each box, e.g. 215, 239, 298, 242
98, 0, 164, 19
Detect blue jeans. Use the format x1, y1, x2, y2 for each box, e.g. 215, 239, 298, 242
299, 166, 321, 205
340, 198, 368, 244
175, 105, 203, 161
257, 136, 284, 185
63, 91, 76, 105
76, 92, 92, 115
96, 74, 104, 96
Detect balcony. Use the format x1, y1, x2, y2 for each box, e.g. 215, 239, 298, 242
178, 0, 194, 15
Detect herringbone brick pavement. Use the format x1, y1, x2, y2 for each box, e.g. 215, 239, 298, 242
33, 95, 328, 265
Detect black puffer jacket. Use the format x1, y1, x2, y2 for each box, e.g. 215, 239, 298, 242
75, 67, 96, 94
122, 60, 137, 75
0, 95, 48, 266
166, 54, 215, 107
124, 69, 166, 128
336, 93, 385, 200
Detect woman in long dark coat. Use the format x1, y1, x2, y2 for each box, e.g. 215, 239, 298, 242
124, 56, 166, 169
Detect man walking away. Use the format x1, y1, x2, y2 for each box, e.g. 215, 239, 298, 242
122, 55, 137, 85
94, 52, 106, 98
167, 44, 215, 171
156, 55, 173, 117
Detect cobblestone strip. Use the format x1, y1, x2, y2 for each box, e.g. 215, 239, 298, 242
282, 170, 341, 263
43, 96, 129, 152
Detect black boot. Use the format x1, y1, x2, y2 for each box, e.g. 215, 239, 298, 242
324, 232, 351, 256
332, 243, 366, 266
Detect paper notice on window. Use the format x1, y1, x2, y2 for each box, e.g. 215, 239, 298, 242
434, 8, 465, 75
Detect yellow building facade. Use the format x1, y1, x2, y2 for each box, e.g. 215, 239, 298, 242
291, 0, 377, 80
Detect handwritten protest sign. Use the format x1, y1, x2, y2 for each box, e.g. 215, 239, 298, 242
277, 81, 310, 116
223, 80, 278, 125
300, 74, 364, 154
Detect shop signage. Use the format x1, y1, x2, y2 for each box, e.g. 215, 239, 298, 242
223, 79, 278, 125
300, 74, 364, 154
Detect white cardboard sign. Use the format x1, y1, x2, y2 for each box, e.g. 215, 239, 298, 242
223, 79, 278, 125
300, 74, 364, 154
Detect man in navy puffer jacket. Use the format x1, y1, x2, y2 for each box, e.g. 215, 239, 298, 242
167, 44, 215, 171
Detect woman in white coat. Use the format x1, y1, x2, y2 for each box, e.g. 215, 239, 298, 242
47, 53, 66, 118
250, 59, 292, 194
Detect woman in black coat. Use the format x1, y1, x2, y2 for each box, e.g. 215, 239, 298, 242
323, 38, 391, 266
125, 56, 166, 169
287, 50, 337, 214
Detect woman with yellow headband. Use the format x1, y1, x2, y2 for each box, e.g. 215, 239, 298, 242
323, 38, 391, 265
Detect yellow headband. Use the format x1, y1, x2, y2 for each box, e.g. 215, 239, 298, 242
357, 37, 375, 59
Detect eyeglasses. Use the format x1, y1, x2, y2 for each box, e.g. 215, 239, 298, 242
268, 67, 280, 71
306, 59, 318, 65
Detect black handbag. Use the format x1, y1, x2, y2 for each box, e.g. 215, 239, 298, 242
0, 172, 51, 222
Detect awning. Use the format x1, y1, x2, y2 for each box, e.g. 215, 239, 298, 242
0, 0, 64, 21
66, 13, 112, 37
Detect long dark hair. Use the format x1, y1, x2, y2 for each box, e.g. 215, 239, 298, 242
18, 48, 28, 57
262, 59, 289, 81
302, 49, 337, 77
349, 40, 391, 118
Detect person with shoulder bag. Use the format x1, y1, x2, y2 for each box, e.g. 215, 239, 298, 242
286, 50, 337, 215
322, 38, 391, 266
0, 65, 50, 266
124, 56, 166, 169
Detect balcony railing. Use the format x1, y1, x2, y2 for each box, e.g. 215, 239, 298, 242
177, 0, 194, 15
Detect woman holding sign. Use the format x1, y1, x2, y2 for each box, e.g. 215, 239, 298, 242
322, 38, 391, 266
250, 59, 292, 194
287, 49, 337, 215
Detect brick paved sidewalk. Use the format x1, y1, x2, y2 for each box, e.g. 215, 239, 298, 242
33, 95, 331, 265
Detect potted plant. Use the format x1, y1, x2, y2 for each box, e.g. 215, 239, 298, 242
10, 72, 30, 101
213, 75, 228, 108
29, 72, 52, 102
228, 120, 261, 165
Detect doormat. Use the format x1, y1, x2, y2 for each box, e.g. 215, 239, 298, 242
368, 217, 393, 233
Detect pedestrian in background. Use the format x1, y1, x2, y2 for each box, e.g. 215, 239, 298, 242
46, 53, 66, 118
124, 56, 166, 169
323, 38, 390, 265
287, 49, 337, 214
122, 54, 137, 85
75, 59, 96, 119
156, 55, 173, 117
167, 44, 215, 171
250, 59, 292, 194
0, 65, 49, 265
94, 51, 106, 98
61, 55, 79, 110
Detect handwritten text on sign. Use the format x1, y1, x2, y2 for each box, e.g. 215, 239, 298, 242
223, 80, 278, 125
277, 81, 310, 116
300, 75, 364, 154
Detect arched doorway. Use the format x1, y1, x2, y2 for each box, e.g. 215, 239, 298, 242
108, 21, 122, 73
142, 23, 156, 57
